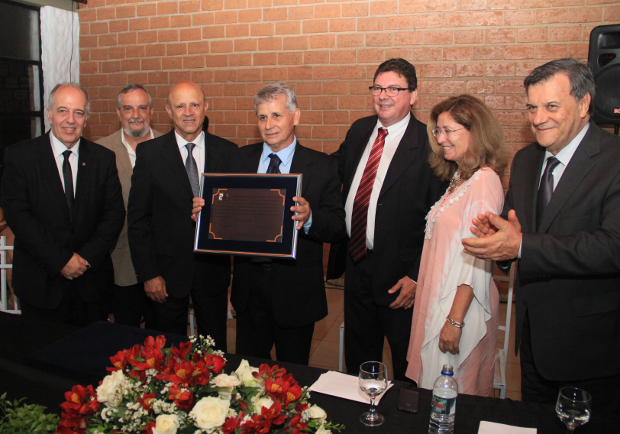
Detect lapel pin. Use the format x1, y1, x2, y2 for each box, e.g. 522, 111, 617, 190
82, 162, 86, 166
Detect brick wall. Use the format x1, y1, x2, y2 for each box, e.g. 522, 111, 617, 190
78, 0, 620, 186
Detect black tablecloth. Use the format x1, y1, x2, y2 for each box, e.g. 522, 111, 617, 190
0, 312, 613, 433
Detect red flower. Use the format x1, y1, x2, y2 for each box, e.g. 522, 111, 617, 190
203, 353, 226, 374
221, 414, 244, 434
158, 361, 209, 387
145, 420, 156, 434
168, 384, 194, 411
60, 385, 99, 416
139, 392, 156, 411
171, 341, 192, 362
107, 351, 127, 373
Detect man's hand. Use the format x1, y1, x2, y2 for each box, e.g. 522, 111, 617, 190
470, 213, 497, 238
291, 196, 311, 230
462, 210, 522, 261
438, 321, 462, 355
144, 276, 168, 304
191, 197, 205, 222
388, 276, 416, 309
60, 253, 89, 280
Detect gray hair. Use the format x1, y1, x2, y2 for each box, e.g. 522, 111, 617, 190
254, 83, 298, 114
117, 84, 153, 109
48, 82, 91, 119
524, 58, 595, 114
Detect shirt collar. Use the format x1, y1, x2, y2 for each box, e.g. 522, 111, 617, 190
50, 131, 80, 157
261, 137, 297, 167
175, 130, 205, 150
376, 113, 410, 137
544, 122, 590, 167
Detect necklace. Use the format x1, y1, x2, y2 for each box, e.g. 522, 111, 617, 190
448, 171, 462, 194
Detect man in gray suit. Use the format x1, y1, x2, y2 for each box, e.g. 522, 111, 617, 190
463, 59, 620, 413
97, 84, 163, 327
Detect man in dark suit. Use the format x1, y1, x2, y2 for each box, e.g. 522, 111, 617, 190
333, 59, 447, 381
193, 83, 346, 364
97, 84, 163, 328
463, 59, 620, 413
128, 81, 237, 348
2, 83, 125, 326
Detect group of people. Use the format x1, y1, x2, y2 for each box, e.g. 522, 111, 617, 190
2, 56, 619, 414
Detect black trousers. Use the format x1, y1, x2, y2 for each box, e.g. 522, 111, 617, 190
344, 251, 414, 382
20, 282, 109, 328
111, 283, 155, 329
150, 271, 228, 352
235, 263, 315, 365
520, 311, 620, 413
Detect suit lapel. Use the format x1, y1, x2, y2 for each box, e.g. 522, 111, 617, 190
243, 143, 263, 173
115, 135, 133, 180
74, 139, 94, 222
538, 124, 599, 233
379, 116, 420, 198
160, 131, 193, 195
39, 134, 72, 221
346, 123, 374, 192
523, 147, 545, 233
204, 133, 221, 173
290, 143, 311, 194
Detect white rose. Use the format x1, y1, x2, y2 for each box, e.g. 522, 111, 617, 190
190, 397, 230, 430
250, 395, 274, 414
234, 359, 260, 387
308, 405, 327, 420
213, 374, 242, 389
152, 414, 180, 434
96, 370, 127, 406
316, 425, 331, 434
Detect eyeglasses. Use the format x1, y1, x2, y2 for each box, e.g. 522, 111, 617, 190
369, 86, 410, 97
432, 127, 465, 138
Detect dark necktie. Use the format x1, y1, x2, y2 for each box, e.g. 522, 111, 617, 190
536, 156, 561, 230
62, 150, 74, 218
349, 127, 388, 263
185, 143, 200, 197
267, 153, 282, 174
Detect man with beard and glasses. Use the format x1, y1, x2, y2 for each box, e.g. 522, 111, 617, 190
97, 84, 163, 328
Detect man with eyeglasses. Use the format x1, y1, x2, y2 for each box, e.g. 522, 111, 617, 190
332, 58, 447, 381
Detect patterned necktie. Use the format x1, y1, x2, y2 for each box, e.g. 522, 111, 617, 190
349, 128, 388, 263
62, 150, 74, 218
267, 153, 282, 174
536, 156, 561, 230
185, 143, 200, 197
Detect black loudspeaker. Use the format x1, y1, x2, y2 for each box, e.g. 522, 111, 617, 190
588, 24, 620, 126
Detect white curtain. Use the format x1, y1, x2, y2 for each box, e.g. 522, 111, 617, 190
40, 6, 80, 131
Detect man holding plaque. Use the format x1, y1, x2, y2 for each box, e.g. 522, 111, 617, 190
128, 81, 238, 347
333, 59, 447, 381
193, 83, 346, 364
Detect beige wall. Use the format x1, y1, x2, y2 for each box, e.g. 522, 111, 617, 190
78, 0, 620, 185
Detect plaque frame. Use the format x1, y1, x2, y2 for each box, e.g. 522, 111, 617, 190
194, 173, 302, 258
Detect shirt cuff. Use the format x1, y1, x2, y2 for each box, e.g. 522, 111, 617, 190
303, 213, 313, 234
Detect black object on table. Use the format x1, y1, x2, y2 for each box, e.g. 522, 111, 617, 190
0, 312, 613, 433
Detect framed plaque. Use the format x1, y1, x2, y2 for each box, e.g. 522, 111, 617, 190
194, 173, 302, 258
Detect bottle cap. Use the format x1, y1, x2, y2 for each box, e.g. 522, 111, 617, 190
441, 364, 454, 376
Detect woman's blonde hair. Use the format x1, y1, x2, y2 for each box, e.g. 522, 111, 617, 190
428, 94, 507, 182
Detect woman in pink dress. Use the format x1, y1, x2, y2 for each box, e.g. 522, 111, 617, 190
406, 95, 508, 396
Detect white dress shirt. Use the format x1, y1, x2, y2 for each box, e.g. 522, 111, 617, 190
50, 132, 79, 197
175, 130, 206, 177
121, 128, 155, 169
345, 113, 411, 250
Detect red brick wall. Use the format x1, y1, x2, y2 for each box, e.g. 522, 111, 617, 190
78, 0, 620, 186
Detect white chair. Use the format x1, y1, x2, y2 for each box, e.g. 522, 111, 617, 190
493, 262, 516, 399
0, 236, 19, 314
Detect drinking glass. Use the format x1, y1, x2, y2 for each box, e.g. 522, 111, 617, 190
358, 361, 388, 426
556, 387, 591, 433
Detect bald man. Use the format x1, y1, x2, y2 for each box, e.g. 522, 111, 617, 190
128, 81, 238, 347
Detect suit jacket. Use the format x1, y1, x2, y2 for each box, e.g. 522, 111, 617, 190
127, 130, 238, 297
230, 142, 346, 328
97, 128, 164, 286
506, 122, 620, 381
1, 133, 125, 308
333, 115, 447, 305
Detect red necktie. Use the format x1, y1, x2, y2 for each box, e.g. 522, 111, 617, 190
349, 128, 388, 263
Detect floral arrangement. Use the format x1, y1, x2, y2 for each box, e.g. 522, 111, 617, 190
55, 335, 343, 434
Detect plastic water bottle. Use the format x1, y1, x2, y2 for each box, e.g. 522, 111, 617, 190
428, 364, 458, 434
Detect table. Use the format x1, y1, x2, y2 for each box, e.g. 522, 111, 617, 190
0, 312, 612, 433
